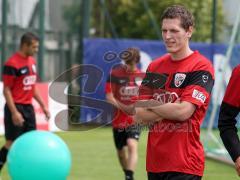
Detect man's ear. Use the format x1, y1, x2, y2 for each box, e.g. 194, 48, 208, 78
187, 26, 194, 38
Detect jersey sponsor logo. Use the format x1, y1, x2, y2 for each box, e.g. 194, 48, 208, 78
23, 75, 37, 86
202, 75, 208, 83
174, 73, 186, 87
135, 77, 143, 86
153, 91, 178, 104
119, 86, 139, 96
192, 89, 206, 103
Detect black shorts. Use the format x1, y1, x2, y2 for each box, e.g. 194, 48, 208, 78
113, 125, 141, 150
4, 104, 36, 141
148, 172, 202, 180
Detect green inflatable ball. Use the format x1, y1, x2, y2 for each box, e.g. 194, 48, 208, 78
7, 130, 71, 180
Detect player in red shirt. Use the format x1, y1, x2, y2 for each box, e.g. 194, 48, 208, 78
0, 32, 50, 171
218, 65, 240, 176
105, 47, 144, 180
133, 5, 214, 179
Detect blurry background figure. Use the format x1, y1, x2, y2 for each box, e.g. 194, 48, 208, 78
105, 47, 144, 180
68, 64, 81, 123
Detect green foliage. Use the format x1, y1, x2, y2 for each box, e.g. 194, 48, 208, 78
63, 0, 225, 42
63, 3, 81, 34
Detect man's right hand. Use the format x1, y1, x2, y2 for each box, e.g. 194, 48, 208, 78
12, 111, 24, 127
235, 156, 240, 176
117, 102, 136, 115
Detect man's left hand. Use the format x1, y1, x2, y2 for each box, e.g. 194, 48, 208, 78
43, 107, 51, 120
235, 156, 240, 176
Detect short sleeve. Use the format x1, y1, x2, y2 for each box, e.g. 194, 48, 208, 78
105, 73, 118, 94
139, 67, 153, 97
105, 75, 112, 93
181, 66, 214, 107
223, 66, 240, 108
2, 65, 17, 88
139, 63, 168, 97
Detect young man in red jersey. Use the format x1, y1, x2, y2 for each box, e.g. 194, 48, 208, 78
105, 47, 144, 180
0, 32, 50, 170
218, 65, 240, 176
133, 5, 214, 180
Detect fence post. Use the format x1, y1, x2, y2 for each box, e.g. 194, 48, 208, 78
1, 0, 8, 80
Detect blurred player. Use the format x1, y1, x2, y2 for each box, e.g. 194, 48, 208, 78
218, 65, 240, 176
68, 63, 81, 123
105, 47, 144, 180
0, 32, 50, 171
133, 5, 214, 180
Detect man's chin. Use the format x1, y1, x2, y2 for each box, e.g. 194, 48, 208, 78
166, 48, 177, 53
166, 49, 174, 53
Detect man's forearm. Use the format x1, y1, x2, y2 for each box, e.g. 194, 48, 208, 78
3, 87, 18, 114
33, 87, 46, 108
148, 101, 195, 121
218, 102, 240, 162
134, 107, 163, 125
106, 93, 121, 109
149, 103, 182, 120
220, 129, 240, 162
106, 93, 135, 115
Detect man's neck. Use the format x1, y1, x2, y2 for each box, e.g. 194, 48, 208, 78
126, 64, 137, 72
18, 50, 28, 58
171, 47, 193, 61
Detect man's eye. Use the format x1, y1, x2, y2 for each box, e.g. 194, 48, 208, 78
171, 30, 179, 33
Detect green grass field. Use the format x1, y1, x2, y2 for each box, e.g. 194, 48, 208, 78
0, 127, 238, 180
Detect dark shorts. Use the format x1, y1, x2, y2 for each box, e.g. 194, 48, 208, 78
4, 104, 36, 141
113, 125, 141, 150
148, 172, 202, 180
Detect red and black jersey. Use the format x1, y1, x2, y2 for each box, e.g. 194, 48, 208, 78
218, 65, 240, 162
222, 65, 240, 107
105, 64, 144, 128
139, 51, 214, 176
3, 52, 37, 104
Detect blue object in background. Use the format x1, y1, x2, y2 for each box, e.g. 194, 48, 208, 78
76, 38, 237, 128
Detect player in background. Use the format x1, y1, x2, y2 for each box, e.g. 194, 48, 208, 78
0, 32, 50, 171
105, 47, 144, 180
218, 65, 240, 176
133, 5, 214, 180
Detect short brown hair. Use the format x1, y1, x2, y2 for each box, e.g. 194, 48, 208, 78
20, 32, 39, 46
121, 47, 140, 63
161, 5, 194, 31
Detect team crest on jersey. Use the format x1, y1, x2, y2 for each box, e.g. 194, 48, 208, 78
32, 64, 37, 73
202, 75, 208, 83
135, 77, 143, 86
174, 73, 186, 87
